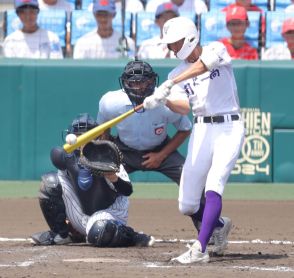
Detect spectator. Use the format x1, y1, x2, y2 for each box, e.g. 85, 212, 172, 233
38, 0, 74, 14
3, 0, 63, 58
146, 0, 208, 16
38, 0, 74, 57
115, 0, 144, 13
137, 2, 179, 59
262, 18, 294, 60
73, 0, 135, 59
285, 0, 294, 12
222, 0, 265, 43
219, 6, 258, 60
87, 0, 144, 14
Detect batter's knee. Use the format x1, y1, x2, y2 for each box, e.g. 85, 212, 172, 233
179, 202, 200, 216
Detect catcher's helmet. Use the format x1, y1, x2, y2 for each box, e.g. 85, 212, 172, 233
119, 59, 158, 106
63, 113, 97, 141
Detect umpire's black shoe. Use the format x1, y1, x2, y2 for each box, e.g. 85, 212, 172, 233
134, 233, 155, 247
31, 231, 72, 245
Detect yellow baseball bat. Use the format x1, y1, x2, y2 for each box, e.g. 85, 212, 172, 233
63, 104, 143, 153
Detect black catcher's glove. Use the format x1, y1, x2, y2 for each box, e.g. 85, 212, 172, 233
79, 140, 122, 176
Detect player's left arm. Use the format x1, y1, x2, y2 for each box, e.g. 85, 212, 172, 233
104, 165, 133, 196
172, 42, 231, 84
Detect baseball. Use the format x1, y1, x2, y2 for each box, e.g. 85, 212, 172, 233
65, 133, 77, 145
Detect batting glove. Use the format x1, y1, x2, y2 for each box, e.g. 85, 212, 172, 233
143, 80, 174, 110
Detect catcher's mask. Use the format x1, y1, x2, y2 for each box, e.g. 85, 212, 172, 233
119, 59, 158, 106
62, 113, 97, 141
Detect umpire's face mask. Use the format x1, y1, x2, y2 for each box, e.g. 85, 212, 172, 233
123, 77, 156, 106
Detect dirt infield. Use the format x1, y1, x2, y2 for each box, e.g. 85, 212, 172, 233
0, 198, 293, 277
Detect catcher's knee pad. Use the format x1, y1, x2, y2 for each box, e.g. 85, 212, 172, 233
39, 172, 68, 237
39, 172, 62, 198
87, 219, 135, 247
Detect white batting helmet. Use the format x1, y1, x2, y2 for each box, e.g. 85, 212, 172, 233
161, 16, 199, 60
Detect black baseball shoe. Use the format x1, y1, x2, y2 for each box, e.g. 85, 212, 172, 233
133, 232, 155, 247
31, 230, 72, 245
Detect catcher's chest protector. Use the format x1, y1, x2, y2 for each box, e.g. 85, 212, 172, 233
75, 176, 119, 215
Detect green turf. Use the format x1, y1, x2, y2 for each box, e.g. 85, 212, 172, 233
0, 181, 294, 200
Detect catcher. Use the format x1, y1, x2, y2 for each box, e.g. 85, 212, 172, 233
31, 113, 155, 247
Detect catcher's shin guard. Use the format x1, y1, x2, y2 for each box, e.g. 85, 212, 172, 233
87, 219, 155, 247
87, 219, 135, 247
39, 172, 69, 238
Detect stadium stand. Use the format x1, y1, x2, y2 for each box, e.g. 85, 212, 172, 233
5, 9, 67, 47
70, 9, 132, 46
200, 11, 261, 48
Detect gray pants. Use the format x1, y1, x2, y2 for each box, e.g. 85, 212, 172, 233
114, 137, 184, 185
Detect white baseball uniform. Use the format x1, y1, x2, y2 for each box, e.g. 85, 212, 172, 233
168, 41, 245, 215
262, 43, 292, 60
3, 28, 63, 59
73, 29, 135, 59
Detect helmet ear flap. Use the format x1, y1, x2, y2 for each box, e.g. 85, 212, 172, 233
176, 33, 199, 60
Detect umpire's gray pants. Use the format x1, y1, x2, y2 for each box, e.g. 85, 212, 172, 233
114, 137, 185, 185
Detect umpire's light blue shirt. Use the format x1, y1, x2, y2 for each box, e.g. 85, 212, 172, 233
97, 89, 192, 151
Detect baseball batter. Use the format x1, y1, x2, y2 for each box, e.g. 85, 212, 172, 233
97, 59, 230, 244
143, 17, 245, 264
31, 113, 154, 247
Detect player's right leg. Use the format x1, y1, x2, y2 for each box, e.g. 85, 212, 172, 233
85, 197, 155, 248
31, 172, 72, 245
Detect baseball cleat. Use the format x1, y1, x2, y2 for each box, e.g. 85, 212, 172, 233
211, 216, 232, 255
31, 230, 72, 246
171, 240, 209, 264
134, 233, 155, 247
53, 233, 72, 245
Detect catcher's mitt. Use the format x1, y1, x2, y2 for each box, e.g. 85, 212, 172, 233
79, 140, 122, 176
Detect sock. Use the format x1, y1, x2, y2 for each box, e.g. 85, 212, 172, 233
190, 199, 205, 233
198, 190, 222, 252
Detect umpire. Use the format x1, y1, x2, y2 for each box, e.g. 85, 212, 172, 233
97, 59, 192, 184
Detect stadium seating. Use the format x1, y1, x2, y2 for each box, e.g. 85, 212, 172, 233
273, 0, 292, 11
5, 9, 67, 47
209, 0, 270, 12
200, 11, 261, 48
265, 11, 294, 48
135, 11, 196, 47
70, 10, 132, 46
